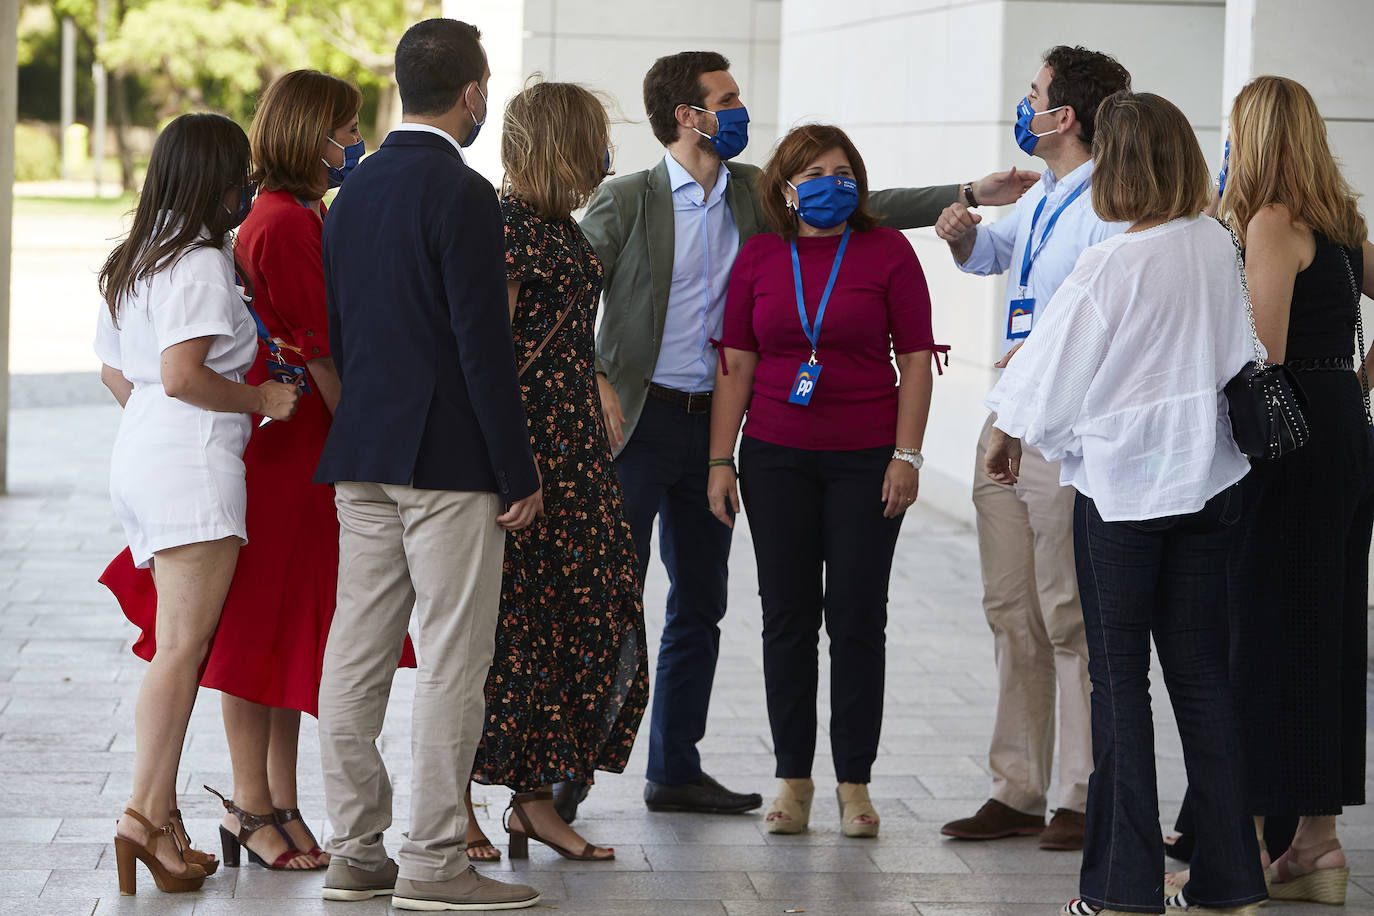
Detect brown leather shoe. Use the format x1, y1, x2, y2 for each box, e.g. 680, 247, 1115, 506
940, 799, 1044, 840
1039, 808, 1085, 850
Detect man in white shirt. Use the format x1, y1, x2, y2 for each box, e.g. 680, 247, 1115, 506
933, 45, 1131, 852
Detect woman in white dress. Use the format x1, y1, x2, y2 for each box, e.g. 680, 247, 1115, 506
94, 112, 300, 895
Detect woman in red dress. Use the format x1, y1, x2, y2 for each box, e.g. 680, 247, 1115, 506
100, 69, 414, 871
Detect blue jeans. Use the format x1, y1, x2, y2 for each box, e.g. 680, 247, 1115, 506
1075, 487, 1268, 913
614, 395, 732, 785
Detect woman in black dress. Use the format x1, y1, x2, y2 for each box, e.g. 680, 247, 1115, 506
1219, 75, 1374, 908
465, 79, 648, 863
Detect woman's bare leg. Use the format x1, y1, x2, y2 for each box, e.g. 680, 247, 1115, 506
117, 538, 239, 875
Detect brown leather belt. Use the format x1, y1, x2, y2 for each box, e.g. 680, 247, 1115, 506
647, 383, 713, 415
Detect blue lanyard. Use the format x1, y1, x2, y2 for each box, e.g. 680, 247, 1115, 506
790, 225, 850, 363
234, 271, 290, 361
1018, 180, 1090, 291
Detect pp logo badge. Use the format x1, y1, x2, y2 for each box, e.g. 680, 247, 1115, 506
788, 362, 822, 406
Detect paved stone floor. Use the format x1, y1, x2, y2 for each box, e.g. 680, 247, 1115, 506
1, 402, 1372, 916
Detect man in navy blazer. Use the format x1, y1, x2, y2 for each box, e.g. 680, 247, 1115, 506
314, 18, 542, 913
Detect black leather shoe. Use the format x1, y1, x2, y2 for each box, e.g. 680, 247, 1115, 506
644, 774, 762, 814
552, 781, 589, 825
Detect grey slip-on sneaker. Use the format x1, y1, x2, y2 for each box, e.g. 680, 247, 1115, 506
321, 856, 398, 901
392, 865, 541, 911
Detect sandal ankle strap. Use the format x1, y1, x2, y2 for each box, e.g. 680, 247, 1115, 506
203, 785, 279, 835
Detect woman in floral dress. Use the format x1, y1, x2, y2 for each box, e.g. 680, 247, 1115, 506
467, 79, 648, 862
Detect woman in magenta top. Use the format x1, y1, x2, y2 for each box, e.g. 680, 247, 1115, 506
708, 123, 938, 840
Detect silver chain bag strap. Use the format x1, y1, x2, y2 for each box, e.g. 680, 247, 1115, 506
1217, 217, 1311, 459
1338, 246, 1373, 426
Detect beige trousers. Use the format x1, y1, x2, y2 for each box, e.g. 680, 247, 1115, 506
318, 481, 504, 882
972, 413, 1091, 816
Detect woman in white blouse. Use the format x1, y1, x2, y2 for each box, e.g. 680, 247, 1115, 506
95, 113, 299, 895
983, 92, 1269, 916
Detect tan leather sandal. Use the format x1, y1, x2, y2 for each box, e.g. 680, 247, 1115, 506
114, 807, 207, 895
764, 778, 814, 835
837, 782, 879, 838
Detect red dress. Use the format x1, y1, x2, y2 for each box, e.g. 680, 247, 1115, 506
100, 190, 415, 714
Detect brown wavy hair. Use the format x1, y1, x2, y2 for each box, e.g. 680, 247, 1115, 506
98, 113, 251, 323
759, 124, 878, 239
501, 78, 611, 221
1222, 75, 1366, 249
250, 70, 362, 201
1092, 91, 1210, 224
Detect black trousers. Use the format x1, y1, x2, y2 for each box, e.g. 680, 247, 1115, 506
738, 436, 904, 783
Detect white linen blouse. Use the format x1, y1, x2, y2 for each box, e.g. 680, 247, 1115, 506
985, 215, 1256, 522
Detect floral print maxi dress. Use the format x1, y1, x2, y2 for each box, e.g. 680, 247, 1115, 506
471, 194, 650, 792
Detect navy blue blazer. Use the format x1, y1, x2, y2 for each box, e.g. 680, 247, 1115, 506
314, 130, 539, 501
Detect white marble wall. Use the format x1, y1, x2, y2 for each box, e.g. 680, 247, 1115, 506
779, 0, 1227, 522
441, 0, 1370, 529
444, 0, 782, 188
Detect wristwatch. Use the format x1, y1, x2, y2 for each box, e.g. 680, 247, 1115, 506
892, 447, 924, 470
962, 182, 979, 208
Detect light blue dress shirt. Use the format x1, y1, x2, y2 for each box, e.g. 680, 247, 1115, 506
958, 159, 1125, 355
652, 152, 741, 392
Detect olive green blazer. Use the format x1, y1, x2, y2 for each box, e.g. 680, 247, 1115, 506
579, 157, 956, 453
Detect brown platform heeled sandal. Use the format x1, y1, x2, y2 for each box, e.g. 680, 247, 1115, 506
504, 787, 614, 861
114, 807, 207, 895
169, 807, 219, 875
274, 805, 328, 862
204, 785, 319, 871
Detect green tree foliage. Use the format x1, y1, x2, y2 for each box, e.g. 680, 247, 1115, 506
22, 0, 440, 130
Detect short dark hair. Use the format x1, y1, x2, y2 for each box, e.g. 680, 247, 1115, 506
395, 18, 484, 117
643, 50, 730, 147
1092, 91, 1210, 224
1042, 45, 1131, 146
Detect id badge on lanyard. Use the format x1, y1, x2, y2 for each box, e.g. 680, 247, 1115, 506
237, 274, 311, 427
1010, 180, 1089, 342
788, 226, 850, 407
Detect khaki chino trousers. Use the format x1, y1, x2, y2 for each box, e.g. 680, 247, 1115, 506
972, 413, 1091, 816
318, 481, 504, 882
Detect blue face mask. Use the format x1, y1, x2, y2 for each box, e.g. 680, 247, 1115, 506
225, 181, 255, 229
1013, 97, 1067, 156
788, 175, 859, 229
602, 148, 612, 177
324, 137, 365, 188
690, 105, 750, 160
462, 83, 488, 148
1218, 138, 1230, 193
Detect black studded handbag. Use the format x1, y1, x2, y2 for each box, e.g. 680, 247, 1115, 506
1218, 219, 1310, 459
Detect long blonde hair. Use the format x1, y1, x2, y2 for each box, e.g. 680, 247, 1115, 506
501, 78, 611, 221
1222, 75, 1366, 248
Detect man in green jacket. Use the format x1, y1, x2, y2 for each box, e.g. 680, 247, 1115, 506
569, 49, 1038, 820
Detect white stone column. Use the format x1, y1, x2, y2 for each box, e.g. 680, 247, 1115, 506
1, 0, 16, 493
442, 0, 526, 189
517, 0, 782, 177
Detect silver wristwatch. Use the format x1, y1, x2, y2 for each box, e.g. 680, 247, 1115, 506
892, 447, 924, 470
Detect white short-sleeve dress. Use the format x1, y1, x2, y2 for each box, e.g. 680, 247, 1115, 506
95, 234, 260, 568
